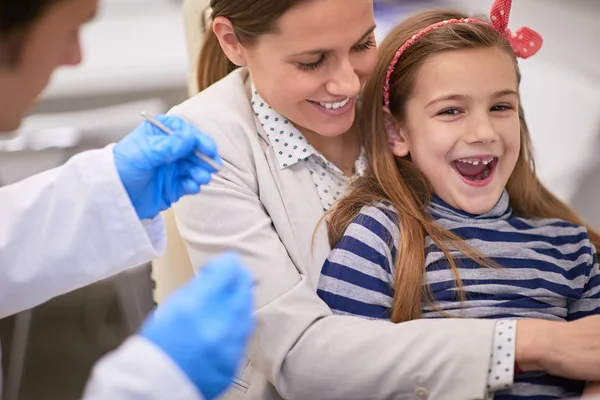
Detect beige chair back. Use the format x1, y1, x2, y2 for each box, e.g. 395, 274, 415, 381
151, 0, 211, 303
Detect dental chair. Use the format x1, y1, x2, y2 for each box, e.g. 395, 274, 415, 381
151, 0, 211, 304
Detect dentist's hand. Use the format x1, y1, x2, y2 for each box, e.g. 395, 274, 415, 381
113, 115, 221, 220
140, 253, 255, 400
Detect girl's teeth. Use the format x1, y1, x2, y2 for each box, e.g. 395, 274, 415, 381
457, 158, 494, 165
319, 98, 350, 110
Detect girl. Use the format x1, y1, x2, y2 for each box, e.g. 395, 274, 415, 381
318, 1, 600, 399
170, 0, 600, 398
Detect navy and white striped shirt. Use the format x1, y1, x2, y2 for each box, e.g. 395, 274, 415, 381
318, 190, 600, 399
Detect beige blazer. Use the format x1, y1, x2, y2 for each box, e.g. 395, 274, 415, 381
169, 68, 498, 400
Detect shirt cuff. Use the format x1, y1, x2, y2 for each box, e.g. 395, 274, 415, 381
105, 144, 167, 259
141, 217, 167, 255
487, 320, 517, 393
84, 336, 204, 400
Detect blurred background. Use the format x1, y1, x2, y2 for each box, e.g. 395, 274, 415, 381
0, 0, 598, 398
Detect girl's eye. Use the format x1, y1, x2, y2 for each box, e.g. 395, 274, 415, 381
491, 104, 513, 112
439, 108, 461, 116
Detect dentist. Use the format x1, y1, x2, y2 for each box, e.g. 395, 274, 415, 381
0, 0, 253, 399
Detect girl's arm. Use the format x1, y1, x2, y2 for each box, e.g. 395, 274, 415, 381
317, 204, 397, 319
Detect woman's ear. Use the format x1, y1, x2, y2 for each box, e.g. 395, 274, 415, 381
383, 106, 410, 157
212, 16, 247, 66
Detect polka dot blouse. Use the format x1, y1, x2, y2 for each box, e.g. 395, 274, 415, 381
252, 87, 367, 211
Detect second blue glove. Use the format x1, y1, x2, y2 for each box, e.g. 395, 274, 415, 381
140, 253, 255, 400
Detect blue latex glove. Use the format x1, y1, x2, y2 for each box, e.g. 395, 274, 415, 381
113, 115, 222, 220
140, 253, 255, 400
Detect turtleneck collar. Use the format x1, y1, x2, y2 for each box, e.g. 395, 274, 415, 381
427, 190, 512, 223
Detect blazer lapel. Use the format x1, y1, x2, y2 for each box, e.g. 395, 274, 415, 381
243, 72, 331, 287
261, 134, 331, 288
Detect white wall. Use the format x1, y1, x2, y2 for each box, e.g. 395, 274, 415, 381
1, 0, 190, 185
449, 0, 600, 223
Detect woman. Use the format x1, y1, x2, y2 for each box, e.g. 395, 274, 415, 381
170, 0, 600, 399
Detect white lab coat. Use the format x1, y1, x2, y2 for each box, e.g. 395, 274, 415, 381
84, 336, 204, 399
0, 146, 201, 399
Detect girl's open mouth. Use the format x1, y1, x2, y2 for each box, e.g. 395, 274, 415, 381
451, 157, 498, 187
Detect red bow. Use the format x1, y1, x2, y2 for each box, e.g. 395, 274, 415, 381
490, 0, 543, 59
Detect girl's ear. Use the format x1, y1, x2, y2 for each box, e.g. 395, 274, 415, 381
383, 106, 410, 157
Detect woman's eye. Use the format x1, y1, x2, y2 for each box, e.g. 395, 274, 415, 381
297, 55, 326, 72
352, 37, 376, 53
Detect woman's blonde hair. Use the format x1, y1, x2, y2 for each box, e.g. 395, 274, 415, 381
327, 8, 600, 323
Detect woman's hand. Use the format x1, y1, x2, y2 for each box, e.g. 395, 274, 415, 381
582, 382, 600, 398
516, 316, 600, 381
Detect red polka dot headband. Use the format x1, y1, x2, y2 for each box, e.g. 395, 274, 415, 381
383, 0, 543, 107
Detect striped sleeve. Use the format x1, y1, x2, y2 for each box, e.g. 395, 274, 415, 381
317, 204, 399, 320
568, 242, 600, 320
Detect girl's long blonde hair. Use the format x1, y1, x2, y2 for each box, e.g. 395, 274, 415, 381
327, 9, 600, 323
